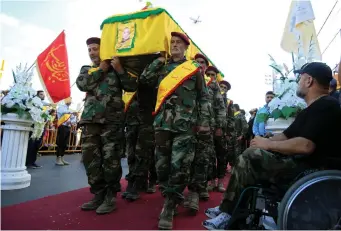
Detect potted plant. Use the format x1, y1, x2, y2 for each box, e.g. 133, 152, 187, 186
1, 63, 50, 190
256, 55, 307, 134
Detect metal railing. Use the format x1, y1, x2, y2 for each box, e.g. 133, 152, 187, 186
38, 126, 82, 154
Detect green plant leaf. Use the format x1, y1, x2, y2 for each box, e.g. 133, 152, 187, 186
271, 109, 283, 120
281, 106, 298, 119
256, 113, 269, 123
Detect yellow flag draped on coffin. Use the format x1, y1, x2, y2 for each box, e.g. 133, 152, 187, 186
100, 8, 224, 78
153, 60, 200, 116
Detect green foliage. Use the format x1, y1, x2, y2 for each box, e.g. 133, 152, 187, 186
271, 109, 283, 120
1, 105, 29, 118
281, 106, 298, 119
256, 113, 269, 123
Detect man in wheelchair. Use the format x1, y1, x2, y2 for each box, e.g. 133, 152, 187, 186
203, 62, 341, 230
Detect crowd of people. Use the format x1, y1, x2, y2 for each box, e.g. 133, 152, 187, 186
75, 32, 341, 230
0, 90, 80, 169
75, 34, 256, 229
1, 30, 340, 230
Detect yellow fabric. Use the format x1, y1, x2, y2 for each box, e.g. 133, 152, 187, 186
234, 111, 240, 116
88, 67, 100, 75
101, 8, 214, 66
280, 1, 321, 60
154, 60, 199, 114
204, 75, 212, 86
122, 91, 136, 112
0, 59, 4, 80
216, 73, 223, 82
57, 114, 71, 127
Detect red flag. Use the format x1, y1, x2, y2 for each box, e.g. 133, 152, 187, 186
36, 31, 71, 103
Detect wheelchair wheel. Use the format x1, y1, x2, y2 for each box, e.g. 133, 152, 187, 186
277, 170, 341, 230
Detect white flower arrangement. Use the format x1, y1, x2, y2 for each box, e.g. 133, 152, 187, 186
257, 55, 307, 123
1, 63, 51, 139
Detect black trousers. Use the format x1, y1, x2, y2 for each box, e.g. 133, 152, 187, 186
26, 132, 43, 166
56, 125, 70, 157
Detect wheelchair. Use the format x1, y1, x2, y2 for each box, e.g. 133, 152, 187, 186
226, 164, 341, 230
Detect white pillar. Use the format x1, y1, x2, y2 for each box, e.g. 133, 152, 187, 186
1, 113, 33, 190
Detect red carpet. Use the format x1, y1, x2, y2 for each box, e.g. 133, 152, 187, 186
1, 177, 230, 230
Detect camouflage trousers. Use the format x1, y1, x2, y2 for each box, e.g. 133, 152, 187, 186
210, 135, 228, 180
188, 132, 214, 193
82, 123, 123, 194
226, 137, 235, 166
155, 130, 196, 200
234, 139, 244, 157
128, 123, 157, 185
125, 124, 139, 179
219, 147, 297, 214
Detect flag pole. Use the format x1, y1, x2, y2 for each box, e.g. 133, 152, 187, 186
291, 52, 295, 71
27, 61, 36, 72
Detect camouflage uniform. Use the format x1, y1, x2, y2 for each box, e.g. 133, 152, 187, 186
124, 78, 158, 200
124, 95, 139, 181
139, 58, 207, 227
225, 99, 236, 166
219, 147, 297, 214
188, 78, 226, 201
76, 65, 137, 214
234, 111, 248, 156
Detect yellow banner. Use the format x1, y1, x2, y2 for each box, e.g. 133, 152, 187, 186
122, 91, 137, 112
280, 0, 321, 60
57, 114, 71, 127
153, 60, 199, 115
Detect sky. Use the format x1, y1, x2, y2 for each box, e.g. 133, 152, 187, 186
0, 0, 340, 114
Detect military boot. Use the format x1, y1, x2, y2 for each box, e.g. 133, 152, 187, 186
146, 181, 156, 193
139, 179, 148, 192
207, 179, 217, 191
183, 191, 193, 208
96, 190, 117, 214
121, 181, 134, 199
81, 192, 104, 211
199, 189, 210, 201
158, 197, 177, 230
188, 192, 199, 215
126, 182, 140, 201
217, 179, 225, 193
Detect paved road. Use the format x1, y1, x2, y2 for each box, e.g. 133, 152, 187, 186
1, 154, 128, 207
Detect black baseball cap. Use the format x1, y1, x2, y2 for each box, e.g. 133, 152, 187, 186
294, 62, 333, 86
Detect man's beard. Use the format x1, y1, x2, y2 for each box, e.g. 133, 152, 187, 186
296, 87, 306, 99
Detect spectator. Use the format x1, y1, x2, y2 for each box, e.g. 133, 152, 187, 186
329, 79, 340, 100
246, 108, 258, 147
252, 91, 275, 137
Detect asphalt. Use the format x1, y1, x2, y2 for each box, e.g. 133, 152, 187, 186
1, 154, 128, 207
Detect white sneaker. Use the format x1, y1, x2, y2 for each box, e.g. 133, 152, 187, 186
205, 206, 221, 219
260, 215, 277, 230
202, 212, 231, 230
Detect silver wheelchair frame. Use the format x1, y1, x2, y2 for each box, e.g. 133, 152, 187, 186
226, 169, 341, 230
